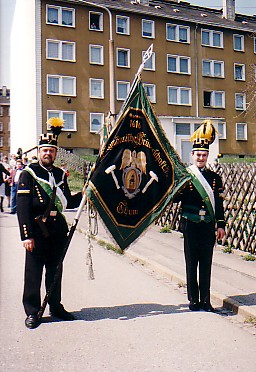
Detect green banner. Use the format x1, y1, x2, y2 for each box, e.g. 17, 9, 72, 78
86, 78, 191, 249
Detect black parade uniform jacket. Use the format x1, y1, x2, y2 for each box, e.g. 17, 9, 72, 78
175, 167, 225, 228
17, 162, 82, 241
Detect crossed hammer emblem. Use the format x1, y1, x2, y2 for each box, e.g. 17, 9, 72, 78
105, 165, 158, 193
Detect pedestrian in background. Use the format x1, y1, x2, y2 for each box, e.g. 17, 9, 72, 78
2, 155, 11, 208
10, 159, 24, 214
0, 161, 10, 212
9, 154, 17, 169
174, 120, 225, 312
61, 162, 70, 177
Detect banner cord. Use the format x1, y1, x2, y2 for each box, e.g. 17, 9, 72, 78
85, 201, 97, 280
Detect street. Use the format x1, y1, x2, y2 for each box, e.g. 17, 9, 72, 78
1, 212, 256, 372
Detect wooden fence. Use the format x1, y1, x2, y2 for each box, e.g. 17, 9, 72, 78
58, 146, 255, 254
157, 163, 256, 254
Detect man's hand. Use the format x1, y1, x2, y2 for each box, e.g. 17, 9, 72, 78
23, 238, 35, 252
216, 228, 225, 241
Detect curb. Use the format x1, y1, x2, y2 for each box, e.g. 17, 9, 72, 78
125, 250, 256, 320
71, 214, 256, 321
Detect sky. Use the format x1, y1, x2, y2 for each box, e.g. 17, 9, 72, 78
191, 0, 256, 15
0, 0, 256, 88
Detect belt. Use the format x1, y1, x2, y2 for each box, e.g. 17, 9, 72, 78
49, 210, 57, 217
182, 206, 209, 216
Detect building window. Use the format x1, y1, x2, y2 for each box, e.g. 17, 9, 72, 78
46, 5, 75, 27
46, 40, 76, 61
142, 51, 155, 70
117, 81, 130, 101
89, 45, 104, 65
89, 11, 103, 31
218, 122, 226, 139
233, 34, 244, 51
0, 107, 3, 116
47, 75, 76, 96
116, 16, 129, 35
176, 123, 190, 135
117, 48, 130, 68
166, 24, 190, 43
89, 78, 104, 99
47, 110, 76, 131
203, 90, 225, 108
236, 123, 247, 140
168, 86, 192, 105
201, 29, 223, 48
142, 19, 155, 38
234, 64, 245, 80
235, 93, 246, 110
167, 55, 191, 74
143, 83, 156, 103
0, 122, 3, 131
0, 137, 3, 147
90, 113, 104, 133
202, 60, 224, 78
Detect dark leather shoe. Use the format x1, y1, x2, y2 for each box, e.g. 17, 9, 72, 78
25, 315, 41, 329
189, 301, 200, 311
200, 302, 216, 312
50, 304, 75, 321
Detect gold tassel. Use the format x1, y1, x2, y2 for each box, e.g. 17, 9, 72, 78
85, 201, 96, 280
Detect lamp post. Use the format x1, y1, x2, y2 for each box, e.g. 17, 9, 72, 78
76, 0, 116, 128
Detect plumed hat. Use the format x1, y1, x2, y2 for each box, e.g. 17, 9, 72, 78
190, 120, 217, 152
38, 117, 64, 148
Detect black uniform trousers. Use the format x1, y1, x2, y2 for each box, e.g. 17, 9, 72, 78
182, 219, 216, 304
23, 234, 67, 316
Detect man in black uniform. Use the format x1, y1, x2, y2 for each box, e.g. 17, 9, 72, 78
175, 121, 225, 312
17, 125, 83, 329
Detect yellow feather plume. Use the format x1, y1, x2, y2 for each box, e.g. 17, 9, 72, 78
47, 117, 64, 136
190, 120, 218, 144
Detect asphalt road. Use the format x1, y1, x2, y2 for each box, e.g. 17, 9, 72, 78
1, 213, 256, 371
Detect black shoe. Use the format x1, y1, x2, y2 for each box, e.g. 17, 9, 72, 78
25, 315, 41, 329
50, 304, 75, 321
189, 301, 200, 311
200, 302, 216, 312
10, 211, 16, 214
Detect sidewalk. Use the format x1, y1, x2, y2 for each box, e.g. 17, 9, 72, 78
66, 209, 256, 320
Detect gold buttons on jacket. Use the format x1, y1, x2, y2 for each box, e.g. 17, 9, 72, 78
35, 185, 44, 203
23, 224, 28, 238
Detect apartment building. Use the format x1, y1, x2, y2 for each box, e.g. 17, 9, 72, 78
11, 0, 256, 162
0, 87, 10, 158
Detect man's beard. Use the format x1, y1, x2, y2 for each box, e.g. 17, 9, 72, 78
40, 156, 54, 168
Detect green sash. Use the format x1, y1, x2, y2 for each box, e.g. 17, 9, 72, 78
187, 165, 215, 222
25, 167, 65, 213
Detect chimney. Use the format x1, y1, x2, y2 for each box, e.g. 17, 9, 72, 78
223, 0, 236, 21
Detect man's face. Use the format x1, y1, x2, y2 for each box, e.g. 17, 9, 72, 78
191, 150, 209, 169
38, 147, 57, 168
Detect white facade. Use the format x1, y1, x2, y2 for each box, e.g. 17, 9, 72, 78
10, 0, 41, 155
159, 117, 220, 165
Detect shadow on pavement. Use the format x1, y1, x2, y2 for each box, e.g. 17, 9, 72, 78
229, 293, 256, 306
74, 303, 200, 321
